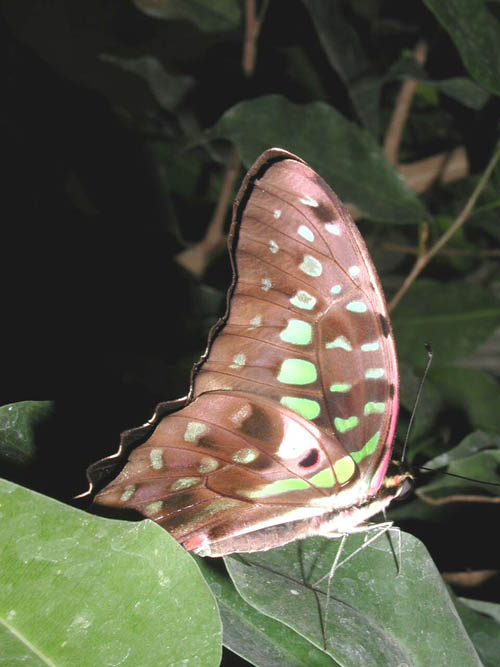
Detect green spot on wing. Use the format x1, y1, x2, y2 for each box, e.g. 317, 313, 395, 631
351, 431, 381, 463
329, 383, 352, 393
277, 359, 317, 385
365, 368, 384, 379
245, 477, 310, 498
309, 467, 335, 488
334, 456, 356, 484
346, 300, 367, 313
364, 401, 385, 416
334, 416, 359, 433
280, 319, 312, 345
280, 396, 320, 420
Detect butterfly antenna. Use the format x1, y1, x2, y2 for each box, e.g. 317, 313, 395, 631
419, 467, 500, 487
401, 342, 433, 463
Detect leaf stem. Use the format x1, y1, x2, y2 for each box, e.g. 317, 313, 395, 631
242, 0, 270, 77
384, 40, 428, 165
175, 148, 241, 277
389, 140, 500, 311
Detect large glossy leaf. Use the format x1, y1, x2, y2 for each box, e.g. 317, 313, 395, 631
423, 0, 500, 96
392, 280, 500, 368
197, 558, 334, 666
0, 400, 52, 465
455, 597, 500, 667
208, 95, 427, 223
224, 533, 481, 666
133, 0, 241, 31
0, 480, 221, 666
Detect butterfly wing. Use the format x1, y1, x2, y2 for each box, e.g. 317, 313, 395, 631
95, 149, 400, 555
193, 149, 399, 495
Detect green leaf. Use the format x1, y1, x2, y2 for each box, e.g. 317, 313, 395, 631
388, 54, 490, 109
455, 597, 500, 667
460, 598, 500, 625
424, 430, 500, 470
434, 77, 490, 110
417, 430, 500, 497
132, 0, 241, 31
100, 55, 195, 111
392, 280, 500, 368
197, 558, 334, 666
430, 367, 500, 434
423, 0, 500, 96
224, 534, 481, 666
0, 480, 221, 666
0, 401, 53, 465
209, 95, 427, 223
301, 0, 381, 134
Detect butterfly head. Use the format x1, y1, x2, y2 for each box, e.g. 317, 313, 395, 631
380, 461, 414, 503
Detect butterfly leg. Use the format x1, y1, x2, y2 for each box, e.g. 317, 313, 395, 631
314, 521, 395, 586
317, 533, 347, 650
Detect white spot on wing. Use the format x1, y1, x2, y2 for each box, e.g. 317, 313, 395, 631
274, 209, 282, 219
269, 240, 279, 254
277, 418, 320, 459
361, 341, 379, 352
325, 222, 341, 236
299, 194, 319, 207
299, 255, 322, 277
290, 290, 316, 310
261, 278, 272, 291
348, 265, 360, 278
298, 225, 314, 242
249, 314, 262, 330
229, 404, 252, 425
230, 353, 246, 370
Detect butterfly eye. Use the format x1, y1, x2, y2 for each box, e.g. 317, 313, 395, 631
298, 449, 319, 468
396, 477, 414, 501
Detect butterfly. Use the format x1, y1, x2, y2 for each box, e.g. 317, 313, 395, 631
93, 148, 412, 557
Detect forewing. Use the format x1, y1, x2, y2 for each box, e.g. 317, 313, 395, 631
193, 149, 399, 493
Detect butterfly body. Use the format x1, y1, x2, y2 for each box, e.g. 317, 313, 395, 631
94, 148, 409, 556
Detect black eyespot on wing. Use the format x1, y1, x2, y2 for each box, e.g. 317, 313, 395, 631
379, 313, 390, 338
198, 436, 218, 450
299, 449, 319, 468
239, 406, 280, 443
313, 202, 334, 222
